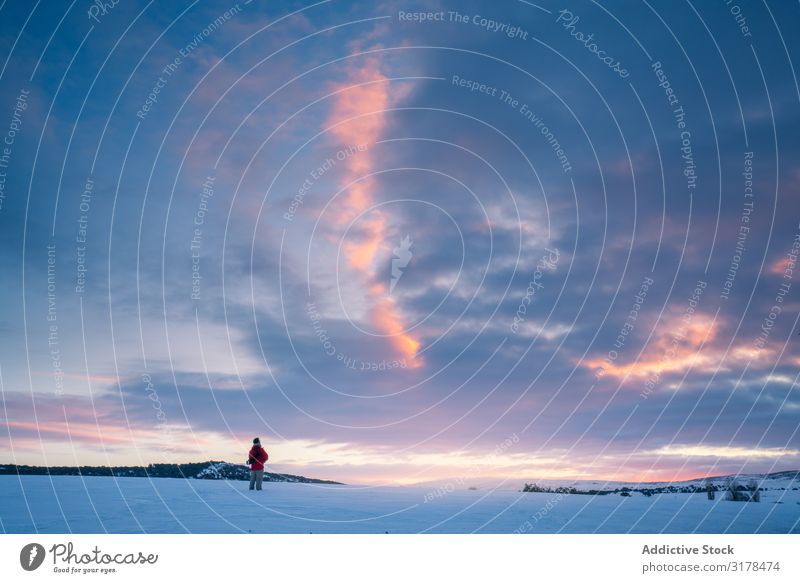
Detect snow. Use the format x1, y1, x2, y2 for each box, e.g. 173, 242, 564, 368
1, 475, 799, 533
195, 462, 249, 481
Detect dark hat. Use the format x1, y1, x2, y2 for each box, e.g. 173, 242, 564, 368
253, 437, 260, 444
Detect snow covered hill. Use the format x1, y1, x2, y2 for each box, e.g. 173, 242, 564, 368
528, 470, 800, 491
1, 475, 798, 533
410, 470, 800, 494
194, 461, 341, 484
519, 470, 800, 496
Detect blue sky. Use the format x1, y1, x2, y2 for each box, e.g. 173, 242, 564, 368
0, 0, 799, 485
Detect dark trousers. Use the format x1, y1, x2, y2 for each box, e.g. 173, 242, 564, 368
249, 470, 264, 490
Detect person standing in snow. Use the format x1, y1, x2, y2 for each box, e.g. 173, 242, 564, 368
247, 437, 269, 491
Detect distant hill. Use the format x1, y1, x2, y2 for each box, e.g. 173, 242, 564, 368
0, 461, 343, 485
521, 470, 800, 496
411, 470, 800, 493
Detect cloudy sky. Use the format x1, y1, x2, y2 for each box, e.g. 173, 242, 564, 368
0, 0, 799, 485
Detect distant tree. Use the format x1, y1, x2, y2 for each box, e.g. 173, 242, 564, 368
725, 478, 743, 501
748, 479, 760, 502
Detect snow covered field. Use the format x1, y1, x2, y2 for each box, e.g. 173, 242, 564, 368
1, 475, 799, 533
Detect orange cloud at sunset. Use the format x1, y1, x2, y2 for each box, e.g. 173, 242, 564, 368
328, 56, 389, 228
769, 256, 795, 275
583, 304, 787, 388
372, 294, 422, 359
343, 211, 387, 272
583, 311, 719, 382
325, 55, 422, 366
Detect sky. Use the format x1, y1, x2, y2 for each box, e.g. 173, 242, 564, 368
0, 0, 799, 486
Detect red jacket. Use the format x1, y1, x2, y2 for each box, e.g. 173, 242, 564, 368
249, 446, 268, 471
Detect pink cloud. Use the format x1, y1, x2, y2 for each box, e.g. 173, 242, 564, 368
583, 310, 782, 384
324, 54, 422, 366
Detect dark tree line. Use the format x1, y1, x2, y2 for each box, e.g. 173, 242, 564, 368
0, 462, 342, 484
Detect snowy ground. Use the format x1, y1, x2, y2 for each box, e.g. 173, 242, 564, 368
1, 475, 798, 533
